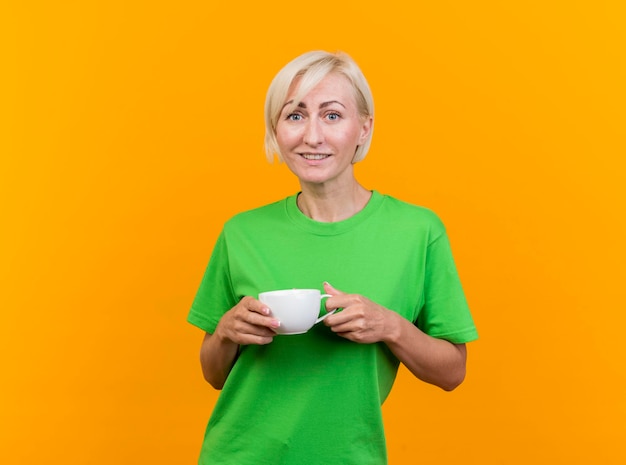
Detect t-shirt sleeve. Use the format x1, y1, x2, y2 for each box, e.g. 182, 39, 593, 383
187, 230, 237, 333
416, 227, 478, 344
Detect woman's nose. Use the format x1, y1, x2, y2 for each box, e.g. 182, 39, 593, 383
303, 119, 324, 146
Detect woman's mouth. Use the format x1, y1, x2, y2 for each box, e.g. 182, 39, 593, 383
300, 153, 330, 160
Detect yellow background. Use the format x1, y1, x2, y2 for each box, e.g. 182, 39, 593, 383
2, 1, 625, 463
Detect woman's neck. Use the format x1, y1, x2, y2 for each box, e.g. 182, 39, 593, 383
297, 181, 372, 222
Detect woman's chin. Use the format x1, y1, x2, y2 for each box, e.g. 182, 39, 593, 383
288, 166, 331, 185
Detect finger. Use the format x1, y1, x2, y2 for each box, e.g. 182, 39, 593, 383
228, 300, 279, 330
324, 308, 354, 327
234, 330, 275, 346
328, 319, 371, 341
241, 296, 272, 316
335, 331, 369, 344
323, 282, 360, 311
247, 335, 274, 345
327, 320, 358, 334
250, 313, 281, 330
323, 281, 345, 296
238, 308, 280, 330
241, 324, 278, 339
230, 320, 278, 341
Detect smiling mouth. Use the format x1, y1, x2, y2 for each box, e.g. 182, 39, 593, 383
300, 153, 330, 160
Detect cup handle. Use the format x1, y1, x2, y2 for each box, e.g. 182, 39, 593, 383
315, 294, 336, 324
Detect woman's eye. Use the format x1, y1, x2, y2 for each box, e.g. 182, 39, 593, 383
326, 112, 340, 121
287, 113, 302, 121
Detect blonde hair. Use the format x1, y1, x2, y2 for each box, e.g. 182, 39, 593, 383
264, 51, 374, 163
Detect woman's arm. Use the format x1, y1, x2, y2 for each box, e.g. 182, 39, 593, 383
322, 282, 467, 391
200, 331, 239, 390
381, 313, 467, 391
199, 297, 280, 389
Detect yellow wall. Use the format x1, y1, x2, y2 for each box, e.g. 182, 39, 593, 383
2, 1, 624, 463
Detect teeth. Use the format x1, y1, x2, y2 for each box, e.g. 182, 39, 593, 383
301, 154, 329, 160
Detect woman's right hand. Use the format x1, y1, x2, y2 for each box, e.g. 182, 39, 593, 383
201, 297, 279, 389
214, 296, 280, 346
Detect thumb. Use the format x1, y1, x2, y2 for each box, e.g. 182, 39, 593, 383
323, 281, 345, 296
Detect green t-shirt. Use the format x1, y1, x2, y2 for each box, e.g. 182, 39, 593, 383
188, 191, 478, 465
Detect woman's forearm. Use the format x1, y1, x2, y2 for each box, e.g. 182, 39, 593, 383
199, 331, 239, 390
198, 298, 279, 389
383, 312, 467, 391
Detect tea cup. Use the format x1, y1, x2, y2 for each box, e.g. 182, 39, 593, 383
258, 289, 335, 335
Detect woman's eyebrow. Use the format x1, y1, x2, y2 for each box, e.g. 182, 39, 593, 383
320, 100, 346, 109
281, 100, 346, 110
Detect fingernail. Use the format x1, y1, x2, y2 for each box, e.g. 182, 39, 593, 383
262, 307, 270, 315
271, 319, 281, 328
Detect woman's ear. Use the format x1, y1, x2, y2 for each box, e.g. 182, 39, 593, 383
358, 116, 373, 144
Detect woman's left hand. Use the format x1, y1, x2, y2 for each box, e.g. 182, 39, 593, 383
322, 282, 397, 344
321, 281, 467, 391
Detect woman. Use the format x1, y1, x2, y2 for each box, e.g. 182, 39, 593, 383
188, 50, 478, 464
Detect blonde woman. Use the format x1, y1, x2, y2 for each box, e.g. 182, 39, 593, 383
188, 50, 478, 464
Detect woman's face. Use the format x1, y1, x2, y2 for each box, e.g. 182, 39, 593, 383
275, 73, 372, 188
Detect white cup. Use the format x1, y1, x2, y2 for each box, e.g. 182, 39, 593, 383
258, 289, 335, 335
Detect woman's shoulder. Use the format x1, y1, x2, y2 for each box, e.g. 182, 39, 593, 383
378, 192, 445, 228
223, 196, 293, 230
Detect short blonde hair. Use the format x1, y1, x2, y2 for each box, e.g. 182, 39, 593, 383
264, 51, 374, 163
